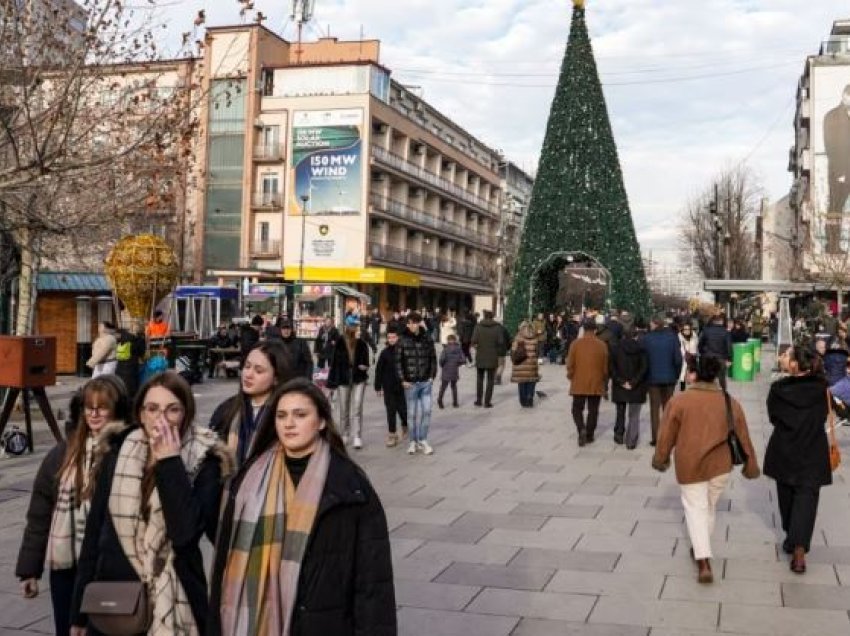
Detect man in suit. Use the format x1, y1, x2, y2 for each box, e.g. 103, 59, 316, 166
824, 84, 850, 252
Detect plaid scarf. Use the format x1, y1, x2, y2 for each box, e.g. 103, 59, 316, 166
220, 438, 330, 636
109, 425, 223, 636
47, 434, 97, 571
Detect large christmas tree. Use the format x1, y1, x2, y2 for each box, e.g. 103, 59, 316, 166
504, 0, 651, 333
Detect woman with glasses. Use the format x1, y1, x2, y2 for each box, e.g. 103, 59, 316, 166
210, 341, 294, 467
16, 376, 129, 636
69, 371, 234, 636
210, 378, 396, 636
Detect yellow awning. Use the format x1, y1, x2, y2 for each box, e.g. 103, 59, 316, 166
282, 266, 420, 287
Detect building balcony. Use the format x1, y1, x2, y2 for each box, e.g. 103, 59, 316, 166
368, 241, 486, 280
371, 144, 498, 216
250, 238, 281, 258
252, 192, 283, 209
253, 143, 285, 162
369, 193, 496, 249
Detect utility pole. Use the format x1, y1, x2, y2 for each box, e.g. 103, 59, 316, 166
299, 193, 309, 287
709, 183, 722, 279
291, 0, 316, 64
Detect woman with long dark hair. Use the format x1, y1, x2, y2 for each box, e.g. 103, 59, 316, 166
211, 378, 396, 636
210, 341, 295, 467
69, 372, 234, 635
326, 326, 370, 449
16, 376, 130, 636
765, 346, 832, 574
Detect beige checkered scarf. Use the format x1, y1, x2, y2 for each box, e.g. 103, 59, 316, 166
109, 425, 221, 636
47, 434, 97, 571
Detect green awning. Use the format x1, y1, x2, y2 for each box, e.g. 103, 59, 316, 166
36, 272, 111, 293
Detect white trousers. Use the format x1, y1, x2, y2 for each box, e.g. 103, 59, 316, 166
337, 382, 366, 438
680, 472, 730, 560
92, 360, 117, 378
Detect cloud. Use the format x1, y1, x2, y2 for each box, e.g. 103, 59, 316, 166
158, 0, 847, 260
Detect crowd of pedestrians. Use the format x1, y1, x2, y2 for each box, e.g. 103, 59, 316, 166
12, 300, 845, 634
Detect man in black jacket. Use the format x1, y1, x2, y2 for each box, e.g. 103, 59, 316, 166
471, 311, 505, 407
314, 317, 338, 369
698, 314, 732, 388
279, 318, 314, 380
375, 326, 408, 447
396, 312, 437, 455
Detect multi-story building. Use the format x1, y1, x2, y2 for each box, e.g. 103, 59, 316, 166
194, 24, 505, 319
788, 18, 850, 275
495, 160, 534, 316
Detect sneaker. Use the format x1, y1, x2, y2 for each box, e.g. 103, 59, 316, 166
420, 440, 434, 455
353, 436, 363, 449
407, 441, 417, 455
385, 433, 398, 448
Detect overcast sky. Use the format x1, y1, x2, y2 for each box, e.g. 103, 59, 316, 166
158, 0, 849, 262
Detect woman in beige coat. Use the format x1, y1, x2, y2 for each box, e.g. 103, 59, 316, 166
511, 321, 540, 407
652, 355, 759, 584
86, 321, 118, 378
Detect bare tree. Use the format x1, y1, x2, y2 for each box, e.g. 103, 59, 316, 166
0, 0, 225, 333
679, 165, 762, 281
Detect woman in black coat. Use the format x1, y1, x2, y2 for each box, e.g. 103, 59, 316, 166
69, 372, 233, 636
210, 378, 396, 636
765, 346, 832, 574
326, 327, 371, 449
610, 330, 648, 449
16, 377, 130, 636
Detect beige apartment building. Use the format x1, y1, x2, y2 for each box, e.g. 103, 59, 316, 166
193, 24, 511, 317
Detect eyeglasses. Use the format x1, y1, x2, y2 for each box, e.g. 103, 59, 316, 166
85, 406, 111, 415
141, 403, 185, 422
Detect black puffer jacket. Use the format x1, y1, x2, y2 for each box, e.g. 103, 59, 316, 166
698, 323, 732, 360
396, 326, 437, 383
765, 374, 832, 487
70, 426, 230, 633
610, 338, 649, 404
209, 449, 397, 636
16, 442, 65, 580
326, 338, 370, 388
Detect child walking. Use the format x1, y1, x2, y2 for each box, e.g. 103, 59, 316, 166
438, 334, 466, 408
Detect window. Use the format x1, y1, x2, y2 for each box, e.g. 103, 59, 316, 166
261, 174, 279, 194
258, 222, 270, 242
261, 69, 275, 96
262, 125, 279, 148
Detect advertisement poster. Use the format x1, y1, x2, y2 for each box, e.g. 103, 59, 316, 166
289, 109, 363, 216
812, 67, 850, 253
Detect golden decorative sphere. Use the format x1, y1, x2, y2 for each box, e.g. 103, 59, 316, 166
573, 0, 585, 7
105, 234, 180, 320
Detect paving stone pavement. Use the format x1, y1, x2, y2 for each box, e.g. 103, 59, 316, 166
2, 348, 850, 635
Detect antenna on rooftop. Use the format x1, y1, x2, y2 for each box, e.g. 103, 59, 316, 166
291, 0, 316, 64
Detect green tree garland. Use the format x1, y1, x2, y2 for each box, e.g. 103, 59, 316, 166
504, 2, 651, 333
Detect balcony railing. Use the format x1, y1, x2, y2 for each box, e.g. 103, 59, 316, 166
369, 193, 496, 248
371, 145, 498, 215
252, 192, 283, 208
253, 143, 285, 161
250, 238, 281, 257
369, 242, 486, 280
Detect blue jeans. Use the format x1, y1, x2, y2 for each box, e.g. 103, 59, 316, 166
518, 381, 537, 406
405, 380, 433, 442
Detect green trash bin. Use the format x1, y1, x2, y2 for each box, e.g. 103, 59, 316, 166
748, 338, 762, 373
732, 342, 755, 382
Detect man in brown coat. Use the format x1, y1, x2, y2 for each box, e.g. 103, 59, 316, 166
566, 319, 609, 446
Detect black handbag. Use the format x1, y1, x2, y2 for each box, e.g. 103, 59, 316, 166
723, 390, 748, 466
511, 342, 528, 365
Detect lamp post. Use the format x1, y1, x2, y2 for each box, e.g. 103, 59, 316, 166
299, 193, 309, 288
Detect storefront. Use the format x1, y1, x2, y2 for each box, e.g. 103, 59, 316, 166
293, 284, 371, 338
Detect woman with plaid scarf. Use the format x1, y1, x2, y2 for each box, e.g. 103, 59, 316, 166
69, 372, 234, 636
16, 375, 130, 636
210, 378, 397, 636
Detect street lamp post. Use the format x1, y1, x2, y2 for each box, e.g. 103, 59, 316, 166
299, 193, 309, 288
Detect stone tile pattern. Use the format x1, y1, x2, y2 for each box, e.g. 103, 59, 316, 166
4, 350, 850, 635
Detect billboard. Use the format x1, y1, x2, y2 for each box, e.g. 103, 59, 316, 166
289, 109, 363, 216
812, 66, 850, 253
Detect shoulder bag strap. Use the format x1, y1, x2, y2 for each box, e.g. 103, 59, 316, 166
722, 390, 735, 434
827, 388, 838, 448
